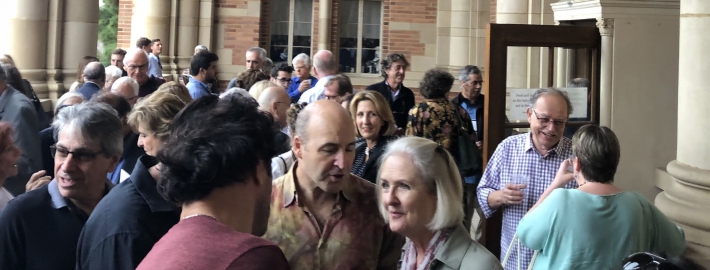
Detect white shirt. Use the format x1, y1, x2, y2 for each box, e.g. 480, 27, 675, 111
297, 75, 334, 103
0, 187, 14, 211
271, 150, 295, 180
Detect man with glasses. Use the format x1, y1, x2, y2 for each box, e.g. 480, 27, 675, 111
0, 102, 122, 270
477, 88, 578, 270
270, 63, 294, 90
256, 86, 292, 155
323, 74, 354, 103
124, 48, 165, 97
110, 77, 140, 107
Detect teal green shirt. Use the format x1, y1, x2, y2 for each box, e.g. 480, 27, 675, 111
517, 189, 685, 270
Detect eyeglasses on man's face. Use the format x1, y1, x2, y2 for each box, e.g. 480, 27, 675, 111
531, 109, 567, 127
126, 64, 148, 71
50, 144, 106, 163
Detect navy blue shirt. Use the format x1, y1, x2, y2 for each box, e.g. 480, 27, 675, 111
0, 179, 111, 270
76, 155, 180, 270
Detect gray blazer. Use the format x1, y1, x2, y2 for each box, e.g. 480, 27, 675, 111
401, 224, 503, 270
0, 86, 41, 196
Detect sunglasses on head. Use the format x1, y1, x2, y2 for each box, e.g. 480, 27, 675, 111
621, 252, 679, 270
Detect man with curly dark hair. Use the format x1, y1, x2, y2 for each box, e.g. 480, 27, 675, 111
137, 95, 289, 269
365, 53, 415, 134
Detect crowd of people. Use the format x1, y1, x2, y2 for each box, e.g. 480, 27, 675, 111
0, 36, 702, 270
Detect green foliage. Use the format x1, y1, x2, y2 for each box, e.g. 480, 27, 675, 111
98, 0, 118, 66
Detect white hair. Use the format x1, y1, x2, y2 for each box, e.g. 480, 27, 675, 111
55, 92, 85, 116
377, 136, 464, 231
194, 45, 209, 54
220, 87, 253, 100
111, 76, 140, 96
247, 47, 267, 60
292, 53, 311, 68
105, 65, 123, 83
124, 48, 149, 66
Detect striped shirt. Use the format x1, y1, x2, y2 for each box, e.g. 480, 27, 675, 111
477, 132, 577, 269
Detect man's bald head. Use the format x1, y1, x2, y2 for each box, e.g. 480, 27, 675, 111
83, 62, 106, 87
295, 100, 353, 143
313, 50, 337, 78
258, 86, 290, 128
124, 48, 150, 85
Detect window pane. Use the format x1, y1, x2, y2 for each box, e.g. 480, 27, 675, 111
361, 48, 379, 74
271, 0, 290, 20
339, 0, 359, 24
294, 22, 311, 46
293, 47, 311, 60
270, 21, 289, 46
294, 0, 313, 22
362, 25, 380, 49
271, 46, 289, 64
363, 1, 381, 25
340, 49, 358, 73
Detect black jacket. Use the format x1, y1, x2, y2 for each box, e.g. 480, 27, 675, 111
353, 136, 392, 184
120, 133, 146, 175
451, 93, 485, 142
365, 80, 415, 129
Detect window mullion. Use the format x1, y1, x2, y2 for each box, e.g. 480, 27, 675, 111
356, 0, 364, 73
288, 0, 295, 62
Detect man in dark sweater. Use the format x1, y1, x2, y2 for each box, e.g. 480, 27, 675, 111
124, 48, 165, 97
365, 53, 415, 134
0, 102, 123, 270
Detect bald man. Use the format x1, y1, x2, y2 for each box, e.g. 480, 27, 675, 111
297, 50, 338, 103
123, 48, 166, 97
258, 86, 292, 155
77, 62, 105, 100
264, 100, 404, 270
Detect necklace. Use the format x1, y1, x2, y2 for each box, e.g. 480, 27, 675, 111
365, 142, 378, 156
183, 213, 219, 221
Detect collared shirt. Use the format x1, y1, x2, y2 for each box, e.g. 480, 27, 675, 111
0, 187, 13, 211
0, 179, 111, 270
148, 54, 162, 78
297, 75, 333, 104
384, 81, 401, 100
287, 75, 318, 102
186, 76, 212, 100
476, 132, 577, 269
264, 162, 405, 270
77, 155, 179, 270
138, 75, 166, 97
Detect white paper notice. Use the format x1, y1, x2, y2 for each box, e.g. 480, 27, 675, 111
558, 87, 588, 119
508, 88, 588, 121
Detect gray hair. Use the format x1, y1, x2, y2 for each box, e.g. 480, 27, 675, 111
376, 137, 464, 230
247, 47, 267, 61
105, 65, 123, 83
572, 125, 620, 183
52, 102, 123, 157
567, 78, 590, 88
111, 77, 140, 96
262, 57, 274, 73
194, 45, 209, 54
529, 88, 574, 115
83, 62, 105, 81
293, 105, 313, 144
458, 65, 481, 82
292, 53, 311, 68
55, 92, 85, 115
220, 87, 253, 100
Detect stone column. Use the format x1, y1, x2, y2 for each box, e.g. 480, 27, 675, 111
446, 0, 472, 69
5, 0, 50, 99
176, 0, 200, 78
496, 0, 527, 88
62, 0, 99, 90
656, 0, 710, 267
198, 0, 214, 49
318, 0, 332, 51
596, 18, 614, 127
553, 21, 571, 88
131, 0, 172, 77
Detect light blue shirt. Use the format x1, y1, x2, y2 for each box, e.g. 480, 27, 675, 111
186, 77, 212, 100
148, 54, 162, 78
517, 189, 686, 270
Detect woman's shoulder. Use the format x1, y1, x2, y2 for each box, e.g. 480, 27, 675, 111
460, 242, 503, 270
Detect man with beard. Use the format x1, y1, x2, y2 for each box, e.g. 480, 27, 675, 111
264, 100, 404, 270
137, 95, 289, 270
186, 51, 219, 100
477, 88, 578, 269
365, 53, 415, 134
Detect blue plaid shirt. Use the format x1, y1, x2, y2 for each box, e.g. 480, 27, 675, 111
477, 132, 577, 269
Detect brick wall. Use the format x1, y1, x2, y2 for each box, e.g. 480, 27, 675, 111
215, 0, 262, 66
117, 0, 133, 49
381, 0, 436, 60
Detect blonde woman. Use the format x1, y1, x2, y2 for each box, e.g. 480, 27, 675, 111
349, 91, 396, 184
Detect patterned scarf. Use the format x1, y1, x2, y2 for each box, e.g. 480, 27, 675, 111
400, 228, 452, 270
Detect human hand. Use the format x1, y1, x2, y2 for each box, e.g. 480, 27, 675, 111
552, 159, 576, 187
499, 183, 526, 205
298, 80, 311, 92
26, 170, 51, 192
476, 141, 482, 149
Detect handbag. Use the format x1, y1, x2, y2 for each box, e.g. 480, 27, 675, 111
453, 105, 482, 177
501, 233, 539, 270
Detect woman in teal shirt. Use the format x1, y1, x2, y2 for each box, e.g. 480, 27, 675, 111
517, 125, 686, 270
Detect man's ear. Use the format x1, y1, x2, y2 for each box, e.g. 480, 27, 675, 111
293, 136, 303, 160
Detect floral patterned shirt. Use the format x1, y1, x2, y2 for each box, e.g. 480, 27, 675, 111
406, 97, 475, 154
264, 162, 405, 270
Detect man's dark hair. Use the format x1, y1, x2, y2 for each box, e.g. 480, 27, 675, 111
157, 95, 276, 204
189, 51, 219, 76
237, 69, 270, 90
112, 48, 127, 57
270, 63, 294, 78
0, 64, 31, 98
325, 74, 353, 96
91, 92, 131, 119
151, 38, 161, 43
419, 68, 454, 99
136, 37, 152, 49
380, 53, 410, 79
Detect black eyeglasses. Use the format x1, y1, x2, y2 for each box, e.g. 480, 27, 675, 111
531, 109, 567, 127
50, 144, 106, 163
621, 252, 676, 270
278, 78, 292, 84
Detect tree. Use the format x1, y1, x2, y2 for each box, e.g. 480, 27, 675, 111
98, 0, 118, 66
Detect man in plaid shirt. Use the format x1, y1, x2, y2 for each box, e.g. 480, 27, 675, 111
477, 88, 579, 269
